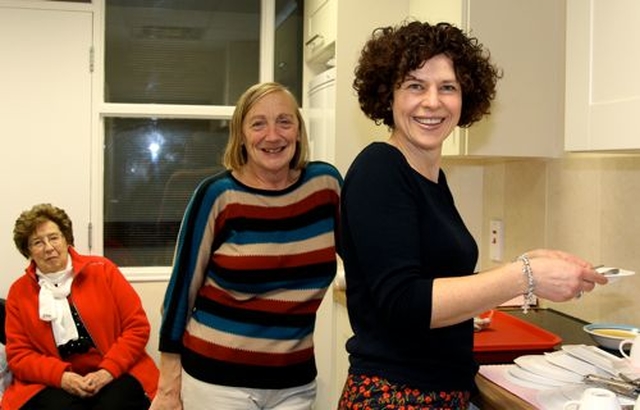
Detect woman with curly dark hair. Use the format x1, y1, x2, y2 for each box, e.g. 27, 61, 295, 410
338, 21, 607, 409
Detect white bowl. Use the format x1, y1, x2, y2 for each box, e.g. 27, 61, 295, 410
583, 323, 640, 350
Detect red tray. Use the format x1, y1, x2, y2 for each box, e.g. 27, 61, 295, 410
473, 310, 562, 364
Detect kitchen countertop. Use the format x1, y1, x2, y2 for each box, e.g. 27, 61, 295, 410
472, 307, 592, 409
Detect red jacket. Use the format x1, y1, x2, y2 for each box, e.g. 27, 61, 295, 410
2, 247, 159, 410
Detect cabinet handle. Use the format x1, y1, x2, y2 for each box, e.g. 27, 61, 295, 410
305, 34, 324, 47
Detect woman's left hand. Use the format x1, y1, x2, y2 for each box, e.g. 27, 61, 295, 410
82, 369, 114, 396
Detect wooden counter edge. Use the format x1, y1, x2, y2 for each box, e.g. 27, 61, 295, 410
473, 373, 537, 410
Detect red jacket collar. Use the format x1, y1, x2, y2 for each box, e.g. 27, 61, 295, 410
25, 246, 89, 280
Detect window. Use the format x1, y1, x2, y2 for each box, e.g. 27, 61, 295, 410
105, 0, 261, 105
101, 0, 303, 270
104, 118, 228, 267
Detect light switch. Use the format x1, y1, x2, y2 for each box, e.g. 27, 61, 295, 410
490, 219, 504, 262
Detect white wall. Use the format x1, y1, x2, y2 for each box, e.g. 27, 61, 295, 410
479, 155, 640, 327
130, 281, 167, 362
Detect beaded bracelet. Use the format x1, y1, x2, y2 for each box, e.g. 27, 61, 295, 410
517, 254, 536, 314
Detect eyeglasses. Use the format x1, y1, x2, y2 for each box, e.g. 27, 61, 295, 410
28, 233, 64, 251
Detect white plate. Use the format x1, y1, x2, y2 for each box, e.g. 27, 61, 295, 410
537, 386, 586, 410
504, 366, 557, 390
561, 344, 624, 375
596, 266, 635, 283
543, 351, 606, 377
507, 366, 567, 388
515, 355, 584, 383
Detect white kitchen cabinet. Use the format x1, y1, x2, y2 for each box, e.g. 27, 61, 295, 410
303, 1, 408, 175
411, 0, 565, 158
304, 0, 336, 65
565, 0, 640, 151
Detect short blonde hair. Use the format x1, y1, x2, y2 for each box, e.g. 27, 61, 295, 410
223, 82, 309, 172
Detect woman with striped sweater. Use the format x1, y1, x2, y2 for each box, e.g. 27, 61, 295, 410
150, 82, 342, 410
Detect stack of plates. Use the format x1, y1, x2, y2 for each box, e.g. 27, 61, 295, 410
560, 344, 626, 375
507, 355, 581, 389
515, 355, 584, 383
495, 344, 639, 409
506, 344, 627, 390
544, 350, 605, 377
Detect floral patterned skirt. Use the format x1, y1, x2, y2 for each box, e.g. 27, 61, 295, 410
337, 373, 471, 410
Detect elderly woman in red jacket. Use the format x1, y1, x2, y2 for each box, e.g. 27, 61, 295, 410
2, 203, 158, 410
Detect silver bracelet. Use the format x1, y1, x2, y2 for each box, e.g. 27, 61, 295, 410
517, 254, 536, 314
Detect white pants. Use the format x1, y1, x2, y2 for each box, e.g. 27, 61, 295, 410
181, 370, 317, 410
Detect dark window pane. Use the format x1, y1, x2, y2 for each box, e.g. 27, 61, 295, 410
275, 0, 303, 103
105, 0, 260, 105
104, 118, 228, 266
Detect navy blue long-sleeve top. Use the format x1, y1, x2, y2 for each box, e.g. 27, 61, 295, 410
341, 142, 479, 391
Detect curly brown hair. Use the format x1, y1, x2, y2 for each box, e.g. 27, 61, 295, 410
13, 203, 74, 258
353, 20, 501, 129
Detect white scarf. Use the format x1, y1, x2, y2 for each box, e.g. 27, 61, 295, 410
36, 258, 79, 346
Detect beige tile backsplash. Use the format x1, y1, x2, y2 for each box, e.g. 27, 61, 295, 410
445, 154, 640, 327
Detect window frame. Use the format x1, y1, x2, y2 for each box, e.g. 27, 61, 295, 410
92, 0, 279, 281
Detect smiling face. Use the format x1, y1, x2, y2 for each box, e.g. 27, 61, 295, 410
391, 54, 462, 154
241, 90, 300, 183
28, 219, 69, 274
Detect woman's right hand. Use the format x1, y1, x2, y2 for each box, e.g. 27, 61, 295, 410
149, 352, 183, 410
149, 392, 183, 410
61, 371, 93, 398
525, 249, 607, 301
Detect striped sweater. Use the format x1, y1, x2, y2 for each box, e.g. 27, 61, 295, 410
159, 161, 342, 389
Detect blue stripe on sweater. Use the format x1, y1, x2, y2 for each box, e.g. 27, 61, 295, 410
192, 310, 314, 339
307, 161, 343, 183
162, 174, 231, 343
228, 218, 334, 245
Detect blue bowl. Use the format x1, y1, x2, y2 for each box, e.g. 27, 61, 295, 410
583, 323, 640, 350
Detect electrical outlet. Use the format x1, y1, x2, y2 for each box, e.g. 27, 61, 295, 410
490, 219, 504, 262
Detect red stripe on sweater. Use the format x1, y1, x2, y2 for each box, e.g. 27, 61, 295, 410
214, 247, 336, 270
216, 189, 338, 226
199, 285, 322, 314
183, 332, 314, 366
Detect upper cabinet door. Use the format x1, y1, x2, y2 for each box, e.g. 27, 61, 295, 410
411, 0, 565, 158
565, 0, 640, 151
304, 0, 336, 66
